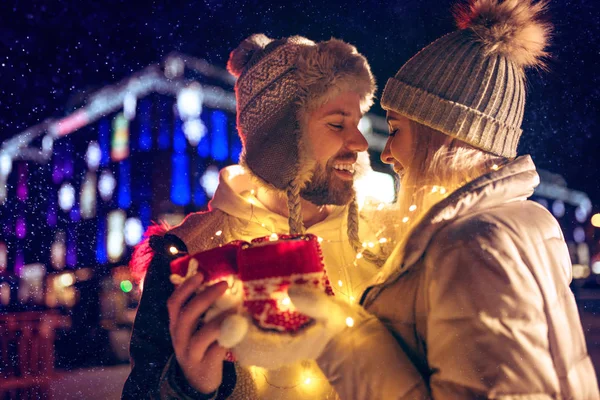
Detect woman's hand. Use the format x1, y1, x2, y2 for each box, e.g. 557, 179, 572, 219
167, 275, 229, 394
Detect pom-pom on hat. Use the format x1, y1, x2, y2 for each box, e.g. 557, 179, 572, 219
381, 0, 551, 158
227, 34, 376, 235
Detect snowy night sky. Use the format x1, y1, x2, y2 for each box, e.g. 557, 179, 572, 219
1, 0, 599, 205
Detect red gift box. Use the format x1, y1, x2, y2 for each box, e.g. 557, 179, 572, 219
169, 234, 333, 334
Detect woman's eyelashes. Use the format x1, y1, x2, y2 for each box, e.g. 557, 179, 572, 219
328, 123, 344, 130
389, 128, 398, 137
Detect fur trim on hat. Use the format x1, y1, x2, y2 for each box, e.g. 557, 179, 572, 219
296, 39, 376, 115
454, 0, 551, 68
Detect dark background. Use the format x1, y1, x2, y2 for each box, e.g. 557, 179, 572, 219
1, 0, 598, 204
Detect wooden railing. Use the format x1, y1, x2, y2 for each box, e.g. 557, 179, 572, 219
0, 311, 70, 399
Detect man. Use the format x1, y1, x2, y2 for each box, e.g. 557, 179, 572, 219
122, 34, 385, 399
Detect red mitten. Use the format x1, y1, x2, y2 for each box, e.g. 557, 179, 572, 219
238, 234, 334, 332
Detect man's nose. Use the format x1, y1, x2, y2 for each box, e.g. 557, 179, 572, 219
345, 126, 369, 153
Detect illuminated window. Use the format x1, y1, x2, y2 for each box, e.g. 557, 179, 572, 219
177, 84, 202, 120
107, 210, 126, 262
552, 200, 565, 218
98, 170, 116, 202
575, 206, 588, 223
573, 227, 586, 244
59, 183, 76, 212
111, 113, 130, 162
200, 166, 220, 198
0, 242, 7, 272
80, 171, 97, 219
124, 218, 143, 246
86, 141, 101, 170
183, 119, 206, 146
18, 263, 46, 305
0, 282, 10, 306
51, 231, 66, 270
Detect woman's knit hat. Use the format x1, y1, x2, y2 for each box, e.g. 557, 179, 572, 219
381, 0, 551, 158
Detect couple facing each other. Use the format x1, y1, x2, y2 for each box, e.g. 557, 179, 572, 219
123, 0, 599, 399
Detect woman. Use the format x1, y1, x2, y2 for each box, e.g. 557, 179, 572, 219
257, 0, 599, 398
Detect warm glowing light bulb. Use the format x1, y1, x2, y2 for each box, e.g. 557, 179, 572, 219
338, 280, 343, 287
59, 273, 74, 287
169, 246, 179, 255
215, 230, 222, 236
402, 217, 409, 223
346, 317, 355, 327
440, 187, 447, 195
409, 204, 417, 212
356, 252, 363, 259
304, 377, 312, 385
379, 238, 388, 244
431, 186, 438, 193
491, 164, 499, 170
349, 296, 356, 302
317, 236, 324, 243
281, 296, 291, 306
592, 213, 600, 228
367, 242, 375, 248
269, 233, 279, 241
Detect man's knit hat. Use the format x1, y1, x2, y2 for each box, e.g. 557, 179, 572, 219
228, 34, 375, 190
381, 0, 551, 158
227, 34, 375, 234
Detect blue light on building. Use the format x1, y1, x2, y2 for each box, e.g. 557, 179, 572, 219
96, 217, 107, 264
211, 111, 228, 161
99, 119, 111, 167
139, 100, 153, 151
118, 160, 131, 209
171, 153, 191, 206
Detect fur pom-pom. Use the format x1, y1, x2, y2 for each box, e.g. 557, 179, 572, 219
129, 221, 171, 283
454, 0, 551, 68
227, 34, 273, 77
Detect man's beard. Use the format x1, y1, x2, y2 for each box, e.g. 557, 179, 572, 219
300, 159, 355, 206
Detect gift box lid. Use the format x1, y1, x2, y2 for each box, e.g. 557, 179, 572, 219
170, 241, 247, 282
238, 234, 324, 281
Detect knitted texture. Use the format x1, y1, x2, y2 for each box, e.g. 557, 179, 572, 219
381, 0, 550, 158
228, 34, 376, 237
238, 234, 333, 332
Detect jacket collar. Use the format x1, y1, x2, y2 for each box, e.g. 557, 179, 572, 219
376, 155, 539, 284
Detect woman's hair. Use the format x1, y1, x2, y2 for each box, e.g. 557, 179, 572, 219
391, 120, 508, 250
